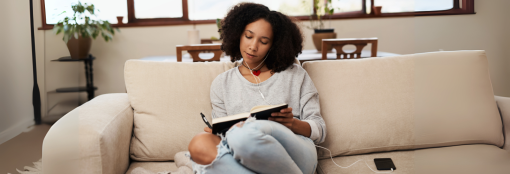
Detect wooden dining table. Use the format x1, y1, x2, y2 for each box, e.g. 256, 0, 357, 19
140, 49, 400, 62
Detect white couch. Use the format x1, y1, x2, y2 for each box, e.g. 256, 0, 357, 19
42, 50, 510, 174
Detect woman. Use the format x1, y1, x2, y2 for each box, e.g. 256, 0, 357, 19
188, 3, 326, 174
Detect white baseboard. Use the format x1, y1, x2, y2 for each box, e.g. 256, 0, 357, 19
0, 118, 35, 145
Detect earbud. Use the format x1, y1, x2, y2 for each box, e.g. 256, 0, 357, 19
259, 91, 265, 100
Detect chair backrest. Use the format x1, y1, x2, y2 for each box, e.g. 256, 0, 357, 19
176, 44, 222, 62
322, 38, 378, 59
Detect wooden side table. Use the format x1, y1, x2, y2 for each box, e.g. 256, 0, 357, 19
51, 54, 97, 101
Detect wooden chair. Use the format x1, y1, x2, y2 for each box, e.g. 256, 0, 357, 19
321, 38, 378, 60
176, 44, 223, 62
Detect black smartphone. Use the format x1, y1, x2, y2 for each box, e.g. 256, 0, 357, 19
374, 158, 396, 170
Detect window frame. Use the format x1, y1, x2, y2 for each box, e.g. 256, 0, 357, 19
127, 0, 188, 23
38, 0, 475, 30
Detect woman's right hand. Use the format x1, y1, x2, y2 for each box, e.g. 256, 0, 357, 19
204, 127, 212, 133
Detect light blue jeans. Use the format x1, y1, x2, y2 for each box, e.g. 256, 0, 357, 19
190, 120, 317, 174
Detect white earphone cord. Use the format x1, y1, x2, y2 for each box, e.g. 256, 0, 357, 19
315, 145, 394, 173
244, 50, 271, 105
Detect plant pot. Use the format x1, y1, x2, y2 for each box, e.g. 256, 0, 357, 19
117, 16, 124, 24
211, 40, 222, 44
66, 36, 92, 59
314, 28, 335, 33
373, 6, 382, 15
312, 32, 337, 52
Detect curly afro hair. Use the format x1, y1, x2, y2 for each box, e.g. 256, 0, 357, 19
220, 2, 303, 73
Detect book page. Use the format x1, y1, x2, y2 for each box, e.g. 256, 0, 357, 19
250, 105, 273, 112
250, 103, 287, 113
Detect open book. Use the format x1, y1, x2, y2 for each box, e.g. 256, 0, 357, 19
212, 104, 288, 135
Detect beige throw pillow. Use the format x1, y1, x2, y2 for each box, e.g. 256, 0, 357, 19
303, 50, 503, 159
124, 60, 235, 161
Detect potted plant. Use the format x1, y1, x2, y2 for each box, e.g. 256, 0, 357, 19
210, 18, 222, 44
305, 0, 337, 52
53, 2, 119, 59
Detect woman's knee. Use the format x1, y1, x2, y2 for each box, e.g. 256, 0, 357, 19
226, 122, 271, 158
188, 132, 221, 165
233, 120, 273, 134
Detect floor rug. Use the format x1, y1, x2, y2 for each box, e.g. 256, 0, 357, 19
9, 159, 42, 174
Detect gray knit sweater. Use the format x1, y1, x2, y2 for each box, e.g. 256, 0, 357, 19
210, 63, 326, 144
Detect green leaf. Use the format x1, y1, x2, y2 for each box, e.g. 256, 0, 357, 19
85, 28, 93, 37
63, 34, 70, 43
72, 1, 85, 13
102, 31, 112, 39
101, 33, 107, 42
56, 27, 63, 35
86, 4, 95, 14
52, 25, 59, 33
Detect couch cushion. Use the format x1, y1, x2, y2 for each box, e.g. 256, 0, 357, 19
125, 60, 236, 161
125, 162, 178, 174
317, 147, 414, 174
317, 145, 510, 174
303, 50, 503, 158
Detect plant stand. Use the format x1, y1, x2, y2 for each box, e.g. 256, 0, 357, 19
51, 54, 97, 101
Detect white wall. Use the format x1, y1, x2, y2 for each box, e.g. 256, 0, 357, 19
413, 0, 510, 96
0, 0, 43, 144
40, 0, 509, 117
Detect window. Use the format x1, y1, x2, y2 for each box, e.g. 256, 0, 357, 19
39, 0, 475, 30
332, 0, 363, 13
188, 0, 313, 20
330, 0, 455, 14
44, 0, 127, 24
375, 0, 454, 13
327, 0, 473, 19
134, 0, 183, 19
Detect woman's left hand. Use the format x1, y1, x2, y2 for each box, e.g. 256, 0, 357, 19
268, 107, 295, 130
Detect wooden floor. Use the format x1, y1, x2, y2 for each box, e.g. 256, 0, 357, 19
0, 124, 51, 174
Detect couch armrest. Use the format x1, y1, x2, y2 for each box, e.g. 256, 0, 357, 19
43, 93, 133, 174
495, 96, 510, 152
